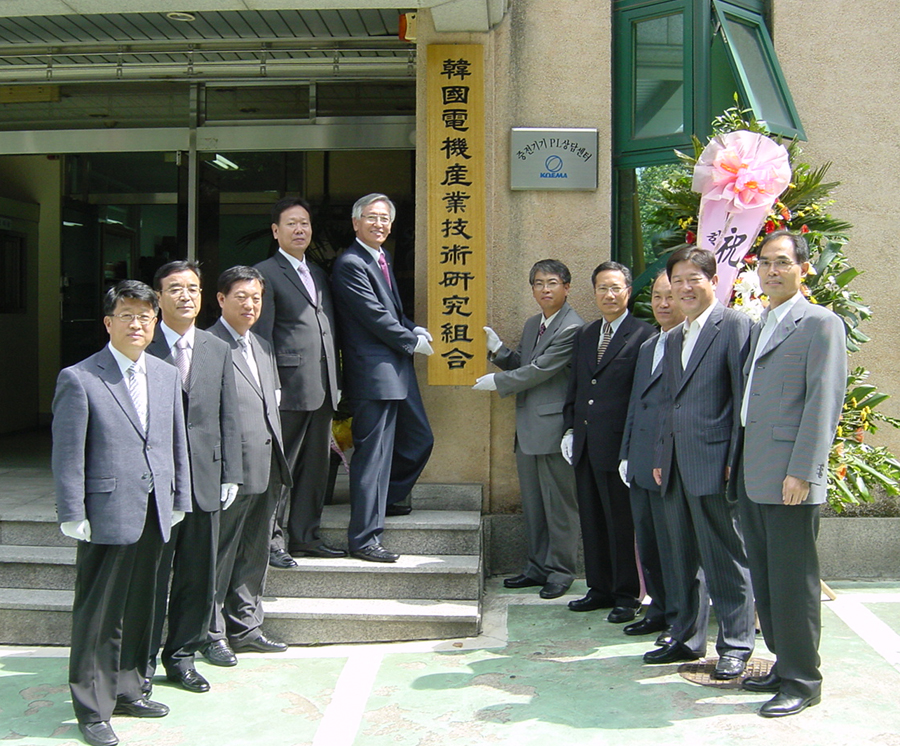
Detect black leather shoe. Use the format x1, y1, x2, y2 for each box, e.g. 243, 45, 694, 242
269, 549, 298, 568
607, 605, 640, 624
643, 640, 702, 664
112, 696, 169, 718
655, 629, 674, 647
758, 692, 821, 718
385, 504, 413, 516
166, 668, 210, 693
742, 670, 782, 693
351, 544, 399, 563
291, 544, 347, 559
231, 633, 288, 653
712, 655, 746, 680
623, 616, 668, 636
567, 593, 615, 612
539, 582, 570, 599
504, 574, 543, 589
202, 639, 238, 667
78, 721, 118, 746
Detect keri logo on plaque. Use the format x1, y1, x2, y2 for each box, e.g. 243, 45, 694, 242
510, 127, 598, 190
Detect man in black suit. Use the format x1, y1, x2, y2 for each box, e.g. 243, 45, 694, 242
203, 266, 293, 666
734, 231, 846, 716
254, 197, 343, 565
562, 261, 655, 622
619, 272, 706, 642
646, 246, 755, 680
53, 281, 191, 746
331, 193, 435, 562
146, 260, 242, 694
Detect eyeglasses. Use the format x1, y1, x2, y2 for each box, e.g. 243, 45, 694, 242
109, 313, 155, 325
757, 258, 797, 271
231, 293, 262, 305
163, 285, 201, 297
595, 285, 627, 296
361, 214, 391, 225
532, 280, 564, 290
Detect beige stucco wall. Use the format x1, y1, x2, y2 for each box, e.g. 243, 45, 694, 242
415, 1, 613, 512
773, 1, 900, 454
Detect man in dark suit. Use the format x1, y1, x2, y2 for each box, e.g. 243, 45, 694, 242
619, 271, 705, 641
254, 197, 343, 564
473, 260, 584, 600
562, 261, 655, 622
53, 280, 191, 746
146, 260, 242, 694
331, 193, 435, 562
646, 246, 755, 680
203, 266, 293, 667
734, 231, 846, 717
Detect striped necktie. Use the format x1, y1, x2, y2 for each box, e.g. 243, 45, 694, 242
174, 336, 190, 390
126, 363, 147, 432
596, 322, 612, 364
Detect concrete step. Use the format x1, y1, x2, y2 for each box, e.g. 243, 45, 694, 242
0, 544, 482, 600
266, 554, 482, 600
409, 483, 483, 512
318, 506, 481, 556
0, 589, 481, 645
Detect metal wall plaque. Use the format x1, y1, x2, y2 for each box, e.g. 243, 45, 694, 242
510, 127, 598, 190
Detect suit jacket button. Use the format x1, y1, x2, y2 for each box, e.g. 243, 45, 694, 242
583, 420, 588, 425
591, 379, 597, 385
142, 473, 150, 480
265, 438, 271, 444
588, 399, 594, 405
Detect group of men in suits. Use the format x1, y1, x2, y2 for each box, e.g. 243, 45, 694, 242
52, 192, 435, 745
484, 232, 845, 719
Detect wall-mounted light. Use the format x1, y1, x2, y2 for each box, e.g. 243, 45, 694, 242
399, 12, 417, 42
166, 12, 196, 23
208, 153, 239, 171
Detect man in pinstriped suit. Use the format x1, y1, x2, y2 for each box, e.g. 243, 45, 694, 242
733, 231, 846, 717
204, 266, 293, 665
646, 247, 755, 679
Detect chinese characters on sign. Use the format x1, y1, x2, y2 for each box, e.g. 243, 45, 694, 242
509, 128, 599, 190
427, 45, 486, 385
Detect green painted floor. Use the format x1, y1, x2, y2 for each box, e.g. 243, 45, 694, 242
3, 579, 900, 745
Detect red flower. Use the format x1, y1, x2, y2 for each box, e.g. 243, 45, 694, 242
800, 224, 810, 234
764, 219, 777, 234
685, 231, 696, 244
780, 207, 791, 221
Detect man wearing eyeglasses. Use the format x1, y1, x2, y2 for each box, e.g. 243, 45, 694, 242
52, 280, 190, 746
331, 193, 434, 562
145, 260, 242, 695
732, 231, 846, 717
473, 260, 584, 600
562, 261, 655, 621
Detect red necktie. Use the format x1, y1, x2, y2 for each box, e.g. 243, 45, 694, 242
377, 252, 392, 289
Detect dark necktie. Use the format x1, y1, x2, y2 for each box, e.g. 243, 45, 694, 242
596, 322, 612, 364
377, 252, 393, 289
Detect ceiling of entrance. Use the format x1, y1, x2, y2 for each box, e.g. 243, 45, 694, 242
0, 7, 425, 83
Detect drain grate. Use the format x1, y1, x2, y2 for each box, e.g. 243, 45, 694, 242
679, 657, 774, 687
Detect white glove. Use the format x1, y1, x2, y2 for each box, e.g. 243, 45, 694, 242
415, 335, 434, 356
220, 483, 239, 510
412, 326, 433, 342
484, 326, 503, 354
472, 374, 497, 391
561, 430, 574, 465
618, 460, 630, 487
172, 510, 186, 527
61, 519, 91, 542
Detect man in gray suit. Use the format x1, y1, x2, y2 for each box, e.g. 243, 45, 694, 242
204, 266, 293, 666
254, 197, 343, 563
473, 260, 584, 599
734, 231, 846, 717
146, 260, 242, 694
619, 271, 704, 641
647, 246, 755, 679
53, 280, 191, 746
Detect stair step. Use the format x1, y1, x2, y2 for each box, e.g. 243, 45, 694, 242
0, 545, 75, 589
318, 506, 481, 555
410, 483, 482, 512
0, 589, 481, 645
266, 554, 482, 600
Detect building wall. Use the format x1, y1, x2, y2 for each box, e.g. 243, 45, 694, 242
415, 2, 613, 512
774, 1, 900, 454
0, 156, 62, 430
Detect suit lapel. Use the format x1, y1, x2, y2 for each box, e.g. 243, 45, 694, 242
276, 251, 316, 308
594, 315, 630, 374
147, 326, 175, 364
644, 333, 664, 392
356, 243, 401, 312
188, 330, 207, 393
757, 298, 806, 359
240, 332, 265, 399
96, 348, 146, 438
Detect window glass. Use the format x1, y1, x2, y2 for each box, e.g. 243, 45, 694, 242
633, 13, 685, 140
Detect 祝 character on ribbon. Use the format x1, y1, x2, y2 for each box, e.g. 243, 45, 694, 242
692, 130, 791, 303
